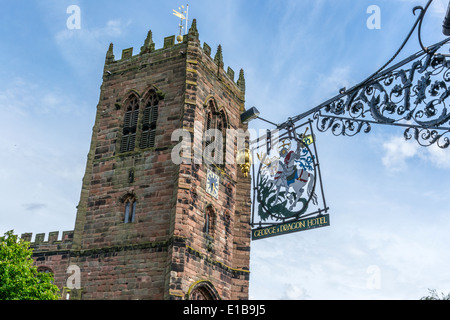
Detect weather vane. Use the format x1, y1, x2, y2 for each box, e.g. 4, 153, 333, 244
173, 4, 189, 43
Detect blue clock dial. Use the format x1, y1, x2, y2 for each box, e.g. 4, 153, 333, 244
206, 170, 219, 198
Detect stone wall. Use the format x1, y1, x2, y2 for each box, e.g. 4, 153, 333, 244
168, 20, 250, 300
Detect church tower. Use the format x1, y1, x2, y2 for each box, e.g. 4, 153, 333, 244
38, 20, 252, 300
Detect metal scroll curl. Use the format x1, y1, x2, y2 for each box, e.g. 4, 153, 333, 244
404, 127, 450, 148
312, 45, 450, 148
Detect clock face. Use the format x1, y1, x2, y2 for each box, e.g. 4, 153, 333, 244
206, 170, 219, 199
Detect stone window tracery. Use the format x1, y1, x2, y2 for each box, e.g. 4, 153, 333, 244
140, 91, 159, 149
204, 99, 228, 165
187, 281, 220, 300
120, 94, 140, 153
204, 205, 215, 235
123, 195, 137, 223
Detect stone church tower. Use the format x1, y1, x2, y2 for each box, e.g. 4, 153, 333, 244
27, 20, 251, 300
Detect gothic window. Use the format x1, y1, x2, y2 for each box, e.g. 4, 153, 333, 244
120, 95, 140, 153
205, 103, 214, 151
204, 99, 227, 164
140, 91, 159, 149
205, 212, 211, 234
123, 196, 136, 223
217, 110, 228, 166
37, 266, 53, 274
190, 287, 215, 300
203, 205, 215, 235
188, 281, 220, 300
37, 267, 54, 284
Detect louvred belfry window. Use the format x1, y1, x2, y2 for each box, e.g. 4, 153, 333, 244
120, 95, 140, 153
204, 99, 228, 165
217, 110, 227, 166
204, 100, 216, 160
140, 92, 159, 149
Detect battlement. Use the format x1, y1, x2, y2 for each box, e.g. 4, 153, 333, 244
103, 19, 245, 94
21, 230, 74, 246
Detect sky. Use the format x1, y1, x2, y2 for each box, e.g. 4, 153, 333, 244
1, 0, 450, 300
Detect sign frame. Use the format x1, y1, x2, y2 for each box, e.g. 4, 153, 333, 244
252, 214, 330, 240
250, 120, 330, 240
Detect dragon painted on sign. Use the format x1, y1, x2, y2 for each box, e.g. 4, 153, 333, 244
256, 134, 318, 222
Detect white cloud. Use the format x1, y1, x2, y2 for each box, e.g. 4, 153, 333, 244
0, 78, 90, 237
427, 143, 450, 169
382, 136, 420, 171
55, 19, 127, 43
54, 19, 130, 74
431, 0, 448, 16
23, 203, 47, 211
314, 66, 352, 103
0, 76, 85, 117
381, 135, 450, 171
281, 284, 310, 300
397, 0, 447, 16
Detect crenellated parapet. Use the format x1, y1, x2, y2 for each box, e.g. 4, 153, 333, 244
102, 18, 245, 97
21, 230, 74, 249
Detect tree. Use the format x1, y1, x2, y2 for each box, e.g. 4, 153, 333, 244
0, 230, 60, 300
421, 289, 450, 300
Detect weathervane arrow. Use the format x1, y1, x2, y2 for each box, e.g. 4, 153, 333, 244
172, 4, 189, 39
172, 9, 185, 20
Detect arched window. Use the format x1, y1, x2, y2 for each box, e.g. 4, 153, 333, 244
120, 94, 140, 153
37, 266, 54, 274
37, 266, 54, 284
204, 99, 227, 165
204, 205, 215, 235
204, 101, 215, 150
190, 287, 215, 300
187, 281, 220, 300
216, 109, 228, 166
140, 91, 159, 149
123, 196, 137, 223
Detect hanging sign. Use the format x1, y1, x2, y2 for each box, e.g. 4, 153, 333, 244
250, 121, 330, 240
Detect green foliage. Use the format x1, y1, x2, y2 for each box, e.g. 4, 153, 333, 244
0, 230, 60, 300
421, 289, 450, 300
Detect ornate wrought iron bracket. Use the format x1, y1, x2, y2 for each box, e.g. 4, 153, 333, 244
313, 38, 450, 148
269, 0, 450, 149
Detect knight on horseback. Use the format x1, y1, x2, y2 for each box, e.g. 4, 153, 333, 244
271, 136, 318, 210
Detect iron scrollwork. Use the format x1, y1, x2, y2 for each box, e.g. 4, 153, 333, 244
314, 44, 450, 148
268, 0, 450, 149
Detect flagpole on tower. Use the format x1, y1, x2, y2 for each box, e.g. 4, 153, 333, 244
185, 4, 189, 35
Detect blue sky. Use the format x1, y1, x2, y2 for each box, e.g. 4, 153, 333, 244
1, 0, 450, 300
